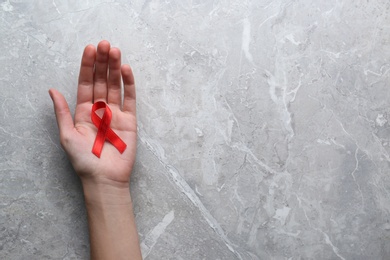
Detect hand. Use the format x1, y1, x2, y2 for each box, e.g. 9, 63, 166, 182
49, 40, 137, 186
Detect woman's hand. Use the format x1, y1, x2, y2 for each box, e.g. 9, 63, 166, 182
49, 40, 137, 186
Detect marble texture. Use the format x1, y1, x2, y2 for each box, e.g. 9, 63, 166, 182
1, 0, 390, 259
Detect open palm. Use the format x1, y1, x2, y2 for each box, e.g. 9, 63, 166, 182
49, 41, 137, 184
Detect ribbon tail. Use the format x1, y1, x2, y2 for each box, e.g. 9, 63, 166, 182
92, 138, 104, 158
106, 129, 127, 153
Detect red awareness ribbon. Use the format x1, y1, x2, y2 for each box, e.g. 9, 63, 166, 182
91, 101, 127, 158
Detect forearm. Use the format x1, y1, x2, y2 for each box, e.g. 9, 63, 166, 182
82, 180, 142, 260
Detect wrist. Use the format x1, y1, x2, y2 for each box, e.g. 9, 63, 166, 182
81, 178, 132, 207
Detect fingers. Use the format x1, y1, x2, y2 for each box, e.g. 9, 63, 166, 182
77, 44, 96, 105
122, 64, 136, 114
79, 41, 135, 113
107, 48, 122, 106
93, 40, 110, 102
48, 89, 74, 141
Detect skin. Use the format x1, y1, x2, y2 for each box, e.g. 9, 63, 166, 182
49, 40, 142, 260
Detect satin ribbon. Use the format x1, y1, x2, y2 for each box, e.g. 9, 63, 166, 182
91, 101, 127, 158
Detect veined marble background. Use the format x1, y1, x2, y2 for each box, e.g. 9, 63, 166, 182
1, 0, 390, 259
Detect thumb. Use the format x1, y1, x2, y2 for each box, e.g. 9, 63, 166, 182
48, 88, 74, 138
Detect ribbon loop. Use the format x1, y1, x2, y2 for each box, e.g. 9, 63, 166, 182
91, 101, 127, 158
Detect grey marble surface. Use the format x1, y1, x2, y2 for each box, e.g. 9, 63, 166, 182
1, 0, 390, 259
